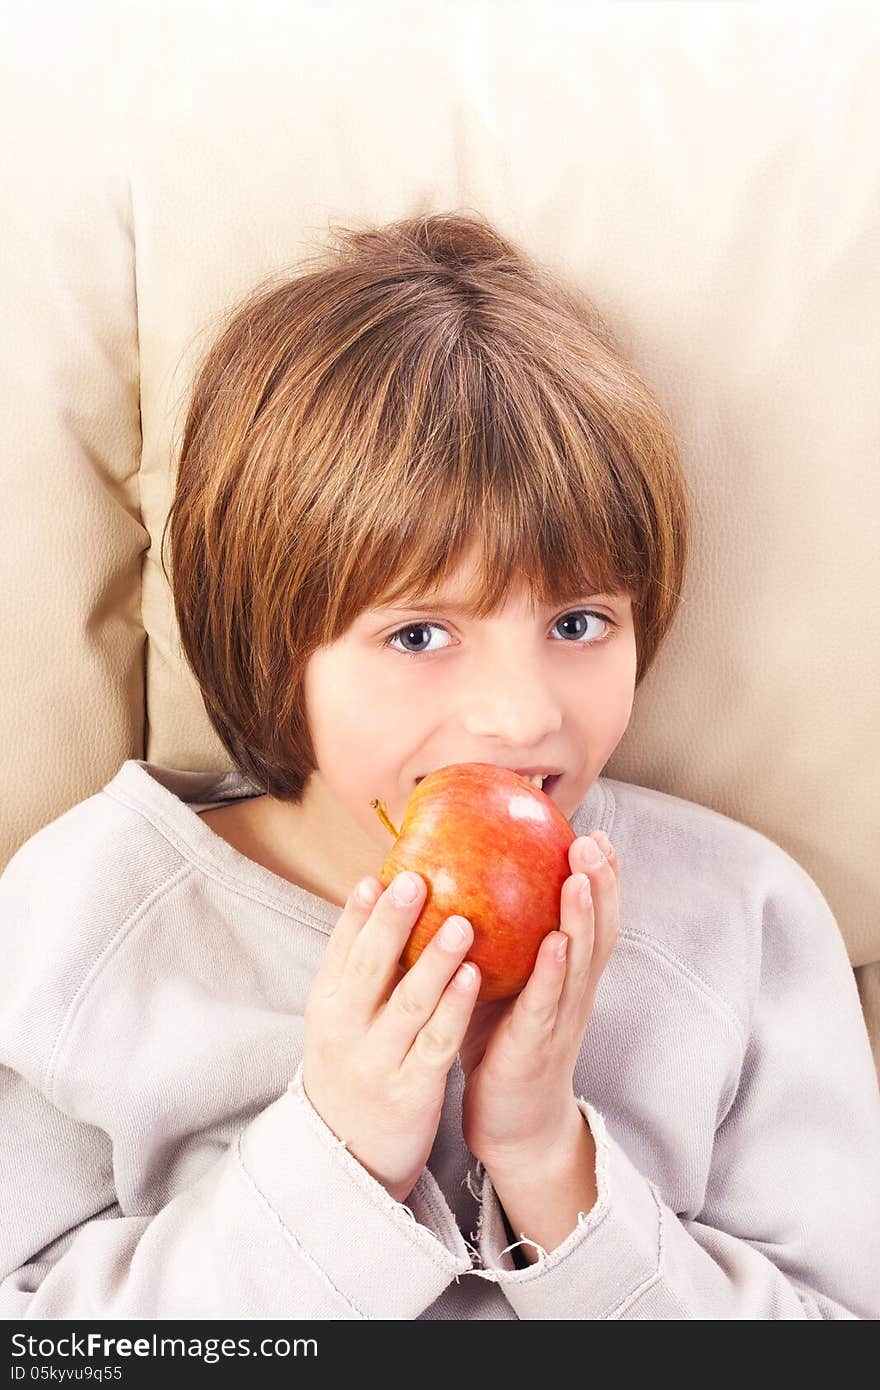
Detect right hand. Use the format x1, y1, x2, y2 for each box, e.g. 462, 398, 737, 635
302, 870, 481, 1204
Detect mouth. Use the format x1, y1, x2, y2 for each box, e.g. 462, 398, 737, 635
414, 770, 563, 799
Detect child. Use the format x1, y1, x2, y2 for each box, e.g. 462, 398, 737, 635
2, 212, 878, 1320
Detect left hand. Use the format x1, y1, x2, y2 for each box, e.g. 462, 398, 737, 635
460, 830, 621, 1173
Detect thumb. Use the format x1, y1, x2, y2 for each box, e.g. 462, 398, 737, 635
459, 997, 510, 1077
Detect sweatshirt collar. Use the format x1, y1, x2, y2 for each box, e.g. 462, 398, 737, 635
105, 758, 612, 934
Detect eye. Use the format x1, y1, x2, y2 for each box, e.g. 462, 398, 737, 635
382, 621, 455, 659
380, 610, 619, 661
552, 611, 617, 645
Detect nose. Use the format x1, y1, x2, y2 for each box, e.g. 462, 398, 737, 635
462, 653, 563, 746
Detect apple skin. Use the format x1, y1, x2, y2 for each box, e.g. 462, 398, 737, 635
376, 762, 576, 1002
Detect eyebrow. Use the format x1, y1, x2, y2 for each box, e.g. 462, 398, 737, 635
373, 591, 625, 617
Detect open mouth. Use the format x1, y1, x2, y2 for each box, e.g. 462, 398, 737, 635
414, 771, 562, 799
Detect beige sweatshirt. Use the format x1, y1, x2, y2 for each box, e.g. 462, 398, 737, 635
1, 759, 878, 1319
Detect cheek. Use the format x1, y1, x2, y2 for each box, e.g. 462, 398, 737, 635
610, 661, 636, 727
305, 650, 416, 799
571, 644, 636, 743
306, 646, 406, 746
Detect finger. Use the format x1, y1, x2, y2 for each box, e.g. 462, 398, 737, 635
317, 875, 385, 987
555, 871, 595, 1028
400, 956, 482, 1082
337, 871, 431, 1024
374, 913, 477, 1069
569, 831, 620, 881
504, 929, 568, 1051
554, 867, 602, 1031
593, 831, 620, 881
579, 841, 621, 982
459, 996, 511, 1077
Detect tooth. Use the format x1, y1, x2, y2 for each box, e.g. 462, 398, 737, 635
527, 774, 545, 789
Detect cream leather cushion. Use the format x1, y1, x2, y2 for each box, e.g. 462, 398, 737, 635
1, 2, 878, 1073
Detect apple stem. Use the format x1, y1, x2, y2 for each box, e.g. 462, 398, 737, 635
369, 799, 399, 840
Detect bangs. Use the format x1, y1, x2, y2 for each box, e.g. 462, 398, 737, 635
305, 345, 643, 646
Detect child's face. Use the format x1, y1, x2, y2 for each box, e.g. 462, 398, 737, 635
277, 540, 637, 904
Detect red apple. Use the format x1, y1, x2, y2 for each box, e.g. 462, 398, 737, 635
370, 762, 576, 1001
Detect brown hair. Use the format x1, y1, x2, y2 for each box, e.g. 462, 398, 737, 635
162, 210, 691, 802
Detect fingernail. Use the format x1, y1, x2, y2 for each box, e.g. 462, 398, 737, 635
556, 933, 569, 962
356, 877, 380, 906
439, 916, 468, 948
454, 961, 478, 989
581, 838, 604, 867
392, 871, 421, 905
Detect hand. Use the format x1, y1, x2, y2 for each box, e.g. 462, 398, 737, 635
459, 830, 621, 1173
302, 870, 481, 1204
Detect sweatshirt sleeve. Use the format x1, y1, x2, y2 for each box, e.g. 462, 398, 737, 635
472, 851, 880, 1319
0, 1056, 472, 1319
0, 826, 472, 1321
